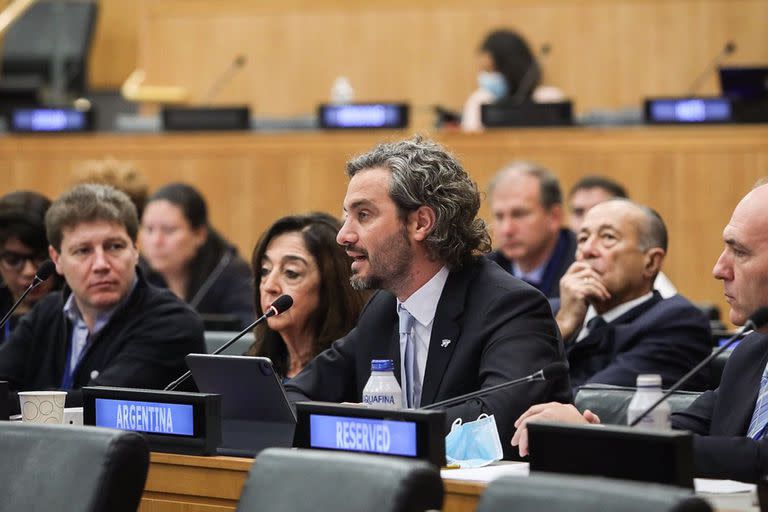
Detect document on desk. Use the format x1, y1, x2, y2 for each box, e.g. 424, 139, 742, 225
695, 479, 756, 494
440, 462, 529, 482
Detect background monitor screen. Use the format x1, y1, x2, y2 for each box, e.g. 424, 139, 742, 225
645, 98, 731, 124
319, 103, 408, 129
11, 108, 91, 132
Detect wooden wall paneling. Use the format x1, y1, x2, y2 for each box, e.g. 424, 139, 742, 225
129, 0, 768, 131
1, 127, 767, 326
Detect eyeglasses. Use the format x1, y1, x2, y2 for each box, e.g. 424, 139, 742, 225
0, 251, 47, 272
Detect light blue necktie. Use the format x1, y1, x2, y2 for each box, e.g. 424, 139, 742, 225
398, 305, 415, 408
747, 362, 768, 439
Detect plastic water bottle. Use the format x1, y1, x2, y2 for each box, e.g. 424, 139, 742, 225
627, 374, 671, 429
362, 359, 403, 409
331, 76, 354, 104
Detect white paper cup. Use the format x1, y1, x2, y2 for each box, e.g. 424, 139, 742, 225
18, 391, 67, 424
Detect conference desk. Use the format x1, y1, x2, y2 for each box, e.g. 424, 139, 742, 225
140, 452, 484, 512
139, 452, 755, 512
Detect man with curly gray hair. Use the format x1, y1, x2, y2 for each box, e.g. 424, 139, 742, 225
285, 136, 571, 458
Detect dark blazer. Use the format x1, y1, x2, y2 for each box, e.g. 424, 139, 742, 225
487, 228, 577, 299
0, 268, 205, 414
284, 258, 572, 459
562, 292, 712, 392
672, 331, 768, 482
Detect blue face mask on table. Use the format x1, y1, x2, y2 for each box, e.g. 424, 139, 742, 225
477, 71, 509, 99
445, 414, 504, 468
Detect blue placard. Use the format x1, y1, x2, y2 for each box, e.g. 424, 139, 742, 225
647, 98, 731, 123
94, 397, 195, 436
320, 104, 406, 128
11, 108, 89, 132
309, 413, 417, 456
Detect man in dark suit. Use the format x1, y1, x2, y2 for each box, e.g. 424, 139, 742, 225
553, 199, 711, 391
486, 161, 576, 298
0, 184, 205, 415
284, 137, 571, 459
510, 182, 768, 482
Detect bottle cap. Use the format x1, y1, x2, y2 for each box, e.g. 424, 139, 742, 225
636, 374, 662, 387
370, 359, 394, 372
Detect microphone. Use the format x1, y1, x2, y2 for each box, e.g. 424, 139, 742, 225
164, 294, 293, 391
629, 306, 768, 427
686, 41, 737, 96
200, 54, 248, 104
511, 43, 552, 105
0, 260, 56, 331
420, 361, 568, 410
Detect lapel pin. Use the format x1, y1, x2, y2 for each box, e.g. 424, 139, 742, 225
441, 339, 452, 348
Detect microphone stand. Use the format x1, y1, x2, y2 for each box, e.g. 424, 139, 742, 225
165, 312, 265, 391
420, 366, 563, 410
0, 275, 46, 330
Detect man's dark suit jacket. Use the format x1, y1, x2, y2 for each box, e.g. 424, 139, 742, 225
284, 257, 572, 459
672, 331, 768, 483
561, 292, 712, 392
487, 228, 577, 299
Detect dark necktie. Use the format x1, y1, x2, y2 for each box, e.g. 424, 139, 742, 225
586, 315, 607, 334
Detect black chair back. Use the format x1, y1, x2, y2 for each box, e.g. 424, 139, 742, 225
0, 422, 149, 512
477, 473, 712, 512
236, 448, 443, 512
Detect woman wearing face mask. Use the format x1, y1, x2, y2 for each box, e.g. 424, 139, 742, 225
0, 191, 61, 344
140, 183, 255, 330
246, 213, 368, 380
461, 29, 564, 132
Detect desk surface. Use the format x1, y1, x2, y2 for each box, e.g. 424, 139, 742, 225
140, 452, 755, 512
140, 452, 485, 512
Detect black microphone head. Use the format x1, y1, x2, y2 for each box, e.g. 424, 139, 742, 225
724, 41, 737, 55
542, 362, 569, 380
35, 260, 56, 281
748, 307, 768, 330
270, 295, 293, 315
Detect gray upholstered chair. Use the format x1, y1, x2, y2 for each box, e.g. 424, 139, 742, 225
236, 448, 443, 512
0, 422, 149, 512
477, 473, 712, 512
574, 384, 701, 425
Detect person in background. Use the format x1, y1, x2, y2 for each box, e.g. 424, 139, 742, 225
140, 183, 255, 330
568, 175, 676, 297
487, 161, 576, 298
0, 184, 205, 414
511, 182, 768, 483
284, 136, 571, 459
74, 157, 149, 218
245, 212, 368, 379
461, 28, 564, 132
553, 199, 711, 391
0, 191, 61, 344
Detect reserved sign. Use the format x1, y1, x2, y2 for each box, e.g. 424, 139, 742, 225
309, 414, 417, 456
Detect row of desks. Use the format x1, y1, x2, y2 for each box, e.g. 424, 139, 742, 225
140, 452, 756, 512
140, 452, 484, 512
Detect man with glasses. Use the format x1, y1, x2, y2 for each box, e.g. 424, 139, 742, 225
0, 184, 205, 414
0, 191, 60, 344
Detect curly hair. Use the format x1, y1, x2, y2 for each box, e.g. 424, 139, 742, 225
346, 136, 490, 268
